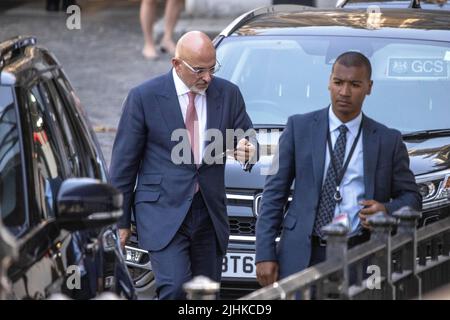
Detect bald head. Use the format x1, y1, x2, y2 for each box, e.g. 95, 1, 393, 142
175, 31, 215, 62
172, 31, 217, 93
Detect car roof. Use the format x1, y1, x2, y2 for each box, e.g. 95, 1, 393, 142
225, 7, 450, 42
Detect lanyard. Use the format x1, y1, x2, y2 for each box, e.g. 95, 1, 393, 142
326, 116, 363, 203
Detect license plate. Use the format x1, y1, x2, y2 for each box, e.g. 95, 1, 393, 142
222, 252, 256, 278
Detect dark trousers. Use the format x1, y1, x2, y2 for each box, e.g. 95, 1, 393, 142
149, 192, 222, 300
309, 230, 370, 290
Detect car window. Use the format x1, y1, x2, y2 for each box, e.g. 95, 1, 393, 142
216, 36, 450, 132
55, 76, 107, 181
42, 80, 81, 176
55, 77, 104, 181
25, 85, 66, 219
0, 86, 26, 231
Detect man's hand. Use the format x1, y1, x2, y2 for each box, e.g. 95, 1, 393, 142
256, 261, 279, 287
359, 200, 387, 229
119, 228, 131, 249
235, 138, 256, 165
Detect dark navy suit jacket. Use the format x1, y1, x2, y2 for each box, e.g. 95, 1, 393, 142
255, 107, 422, 279
110, 71, 254, 254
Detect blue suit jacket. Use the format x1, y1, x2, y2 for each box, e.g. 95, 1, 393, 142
255, 107, 421, 279
110, 71, 254, 253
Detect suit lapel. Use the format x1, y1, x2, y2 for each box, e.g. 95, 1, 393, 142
156, 71, 196, 168
311, 108, 329, 195
362, 115, 379, 200
156, 71, 186, 135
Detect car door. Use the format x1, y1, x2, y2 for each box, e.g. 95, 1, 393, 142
6, 80, 80, 299
45, 75, 110, 298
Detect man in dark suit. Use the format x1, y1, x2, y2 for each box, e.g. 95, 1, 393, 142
255, 52, 421, 287
110, 31, 256, 299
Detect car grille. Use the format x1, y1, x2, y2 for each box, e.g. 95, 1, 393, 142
229, 217, 256, 236
226, 188, 259, 237
226, 188, 291, 237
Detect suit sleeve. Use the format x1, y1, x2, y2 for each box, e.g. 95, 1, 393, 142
109, 88, 147, 229
383, 132, 422, 214
232, 86, 259, 170
255, 116, 296, 263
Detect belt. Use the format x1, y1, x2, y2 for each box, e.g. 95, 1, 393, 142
311, 230, 370, 248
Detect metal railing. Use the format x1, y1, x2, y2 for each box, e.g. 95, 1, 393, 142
183, 206, 449, 300
242, 207, 450, 300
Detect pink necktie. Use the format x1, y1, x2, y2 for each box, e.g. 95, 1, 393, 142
186, 92, 200, 193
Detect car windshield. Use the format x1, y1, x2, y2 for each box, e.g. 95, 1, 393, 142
215, 36, 450, 132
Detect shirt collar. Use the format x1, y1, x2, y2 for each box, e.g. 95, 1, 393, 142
328, 105, 362, 138
172, 68, 206, 97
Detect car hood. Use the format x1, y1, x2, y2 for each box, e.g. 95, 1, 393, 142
406, 136, 450, 176
225, 131, 450, 189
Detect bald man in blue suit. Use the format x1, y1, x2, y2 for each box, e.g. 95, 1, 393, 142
110, 31, 256, 299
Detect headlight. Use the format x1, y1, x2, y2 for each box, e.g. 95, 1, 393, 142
416, 171, 450, 210
418, 181, 437, 201
439, 177, 450, 198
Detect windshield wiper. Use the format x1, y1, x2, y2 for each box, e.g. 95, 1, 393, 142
402, 129, 450, 140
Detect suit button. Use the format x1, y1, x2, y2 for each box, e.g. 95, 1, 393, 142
188, 197, 193, 202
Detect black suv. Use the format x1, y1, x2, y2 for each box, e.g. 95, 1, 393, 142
125, 1, 450, 299
0, 36, 135, 299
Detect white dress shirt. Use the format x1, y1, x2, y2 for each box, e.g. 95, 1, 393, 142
172, 69, 207, 160
324, 106, 365, 233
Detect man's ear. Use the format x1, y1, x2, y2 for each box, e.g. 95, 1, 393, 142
172, 58, 180, 71
367, 80, 373, 95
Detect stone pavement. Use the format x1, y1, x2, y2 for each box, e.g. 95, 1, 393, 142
0, 0, 234, 166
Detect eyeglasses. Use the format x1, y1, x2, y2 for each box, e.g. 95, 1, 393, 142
180, 59, 221, 76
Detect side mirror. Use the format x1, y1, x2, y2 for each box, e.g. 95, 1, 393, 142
56, 178, 123, 231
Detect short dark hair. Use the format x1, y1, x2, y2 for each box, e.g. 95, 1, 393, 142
332, 51, 372, 79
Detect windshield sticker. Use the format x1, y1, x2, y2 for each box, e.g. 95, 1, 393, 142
388, 58, 447, 78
